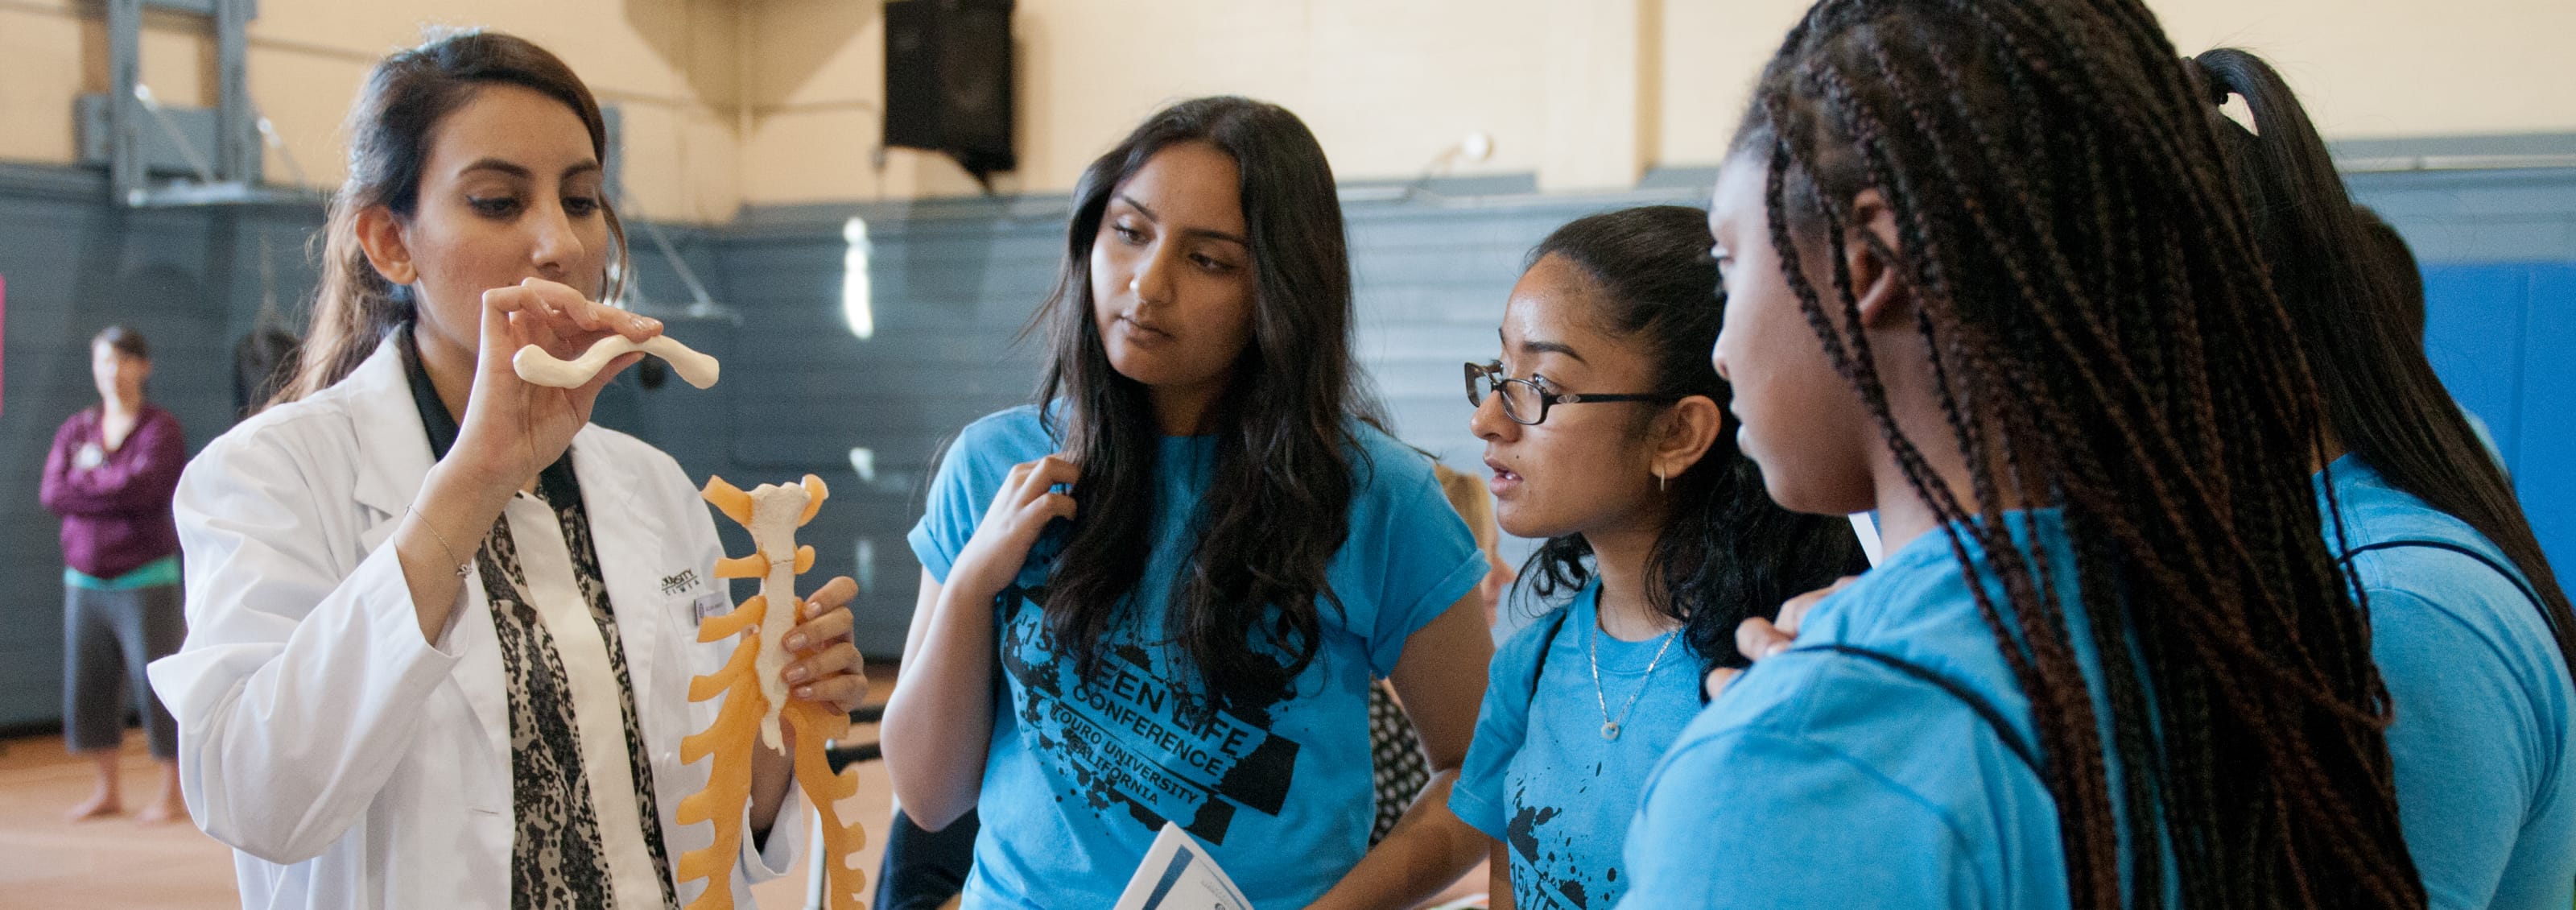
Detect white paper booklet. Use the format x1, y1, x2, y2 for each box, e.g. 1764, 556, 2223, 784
1111, 822, 1253, 910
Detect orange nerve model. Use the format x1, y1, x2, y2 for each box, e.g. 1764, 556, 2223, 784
685, 474, 869, 910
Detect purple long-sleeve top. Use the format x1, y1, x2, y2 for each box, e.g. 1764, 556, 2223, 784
40, 403, 185, 578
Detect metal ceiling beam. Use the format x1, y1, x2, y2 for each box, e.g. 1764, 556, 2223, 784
93, 0, 294, 208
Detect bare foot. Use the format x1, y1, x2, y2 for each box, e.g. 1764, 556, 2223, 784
141, 763, 186, 823
66, 790, 122, 821
138, 797, 185, 824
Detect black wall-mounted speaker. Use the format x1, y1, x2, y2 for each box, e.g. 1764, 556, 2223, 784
884, 0, 1017, 188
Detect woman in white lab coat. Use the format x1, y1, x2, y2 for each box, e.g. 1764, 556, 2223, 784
144, 31, 867, 908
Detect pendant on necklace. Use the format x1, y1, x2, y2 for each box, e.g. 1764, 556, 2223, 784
1601, 721, 1621, 741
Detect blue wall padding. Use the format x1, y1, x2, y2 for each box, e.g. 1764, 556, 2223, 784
2422, 263, 2574, 571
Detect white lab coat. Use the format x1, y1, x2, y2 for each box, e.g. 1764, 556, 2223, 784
147, 338, 802, 908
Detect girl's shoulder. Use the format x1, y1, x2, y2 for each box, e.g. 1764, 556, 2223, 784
1496, 600, 1583, 675
1511, 579, 1602, 654
1477, 595, 1607, 737
922, 406, 1074, 515
943, 405, 1063, 467
1342, 420, 1445, 505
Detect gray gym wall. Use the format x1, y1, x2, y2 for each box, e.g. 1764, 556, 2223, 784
2, 143, 2570, 729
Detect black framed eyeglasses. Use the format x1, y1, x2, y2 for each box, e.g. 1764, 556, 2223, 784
1464, 361, 1682, 426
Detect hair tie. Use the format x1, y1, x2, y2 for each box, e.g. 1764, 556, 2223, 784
2185, 56, 2229, 107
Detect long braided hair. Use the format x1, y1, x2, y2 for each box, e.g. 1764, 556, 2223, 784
1734, 1, 2420, 906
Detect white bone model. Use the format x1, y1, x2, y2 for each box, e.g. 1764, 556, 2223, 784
512, 334, 721, 389
739, 480, 811, 751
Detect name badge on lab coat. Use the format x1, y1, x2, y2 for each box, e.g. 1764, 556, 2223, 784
691, 591, 732, 628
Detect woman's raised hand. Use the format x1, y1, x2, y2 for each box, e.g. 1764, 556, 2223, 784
781, 575, 870, 716
944, 455, 1080, 605
451, 278, 662, 488
1705, 574, 1861, 700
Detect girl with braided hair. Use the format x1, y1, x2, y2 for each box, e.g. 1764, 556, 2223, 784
1620, 0, 2421, 907
2191, 48, 2575, 909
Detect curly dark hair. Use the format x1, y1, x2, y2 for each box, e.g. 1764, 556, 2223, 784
1514, 205, 1868, 671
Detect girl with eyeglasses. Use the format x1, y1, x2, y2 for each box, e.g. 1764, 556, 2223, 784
1443, 206, 1864, 909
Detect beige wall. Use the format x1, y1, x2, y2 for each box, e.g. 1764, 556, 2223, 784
0, 1, 225, 163
0, 0, 86, 166
4, 0, 2573, 216
0, 0, 746, 222
1656, 0, 2576, 168
737, 0, 1571, 203
762, 0, 2576, 201
2150, 0, 2576, 140
241, 0, 748, 223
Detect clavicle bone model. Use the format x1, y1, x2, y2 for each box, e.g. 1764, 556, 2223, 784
679, 474, 869, 910
513, 334, 721, 389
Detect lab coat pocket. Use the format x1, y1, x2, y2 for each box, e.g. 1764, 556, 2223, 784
654, 589, 726, 729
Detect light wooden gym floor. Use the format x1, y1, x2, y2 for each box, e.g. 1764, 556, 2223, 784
0, 672, 893, 910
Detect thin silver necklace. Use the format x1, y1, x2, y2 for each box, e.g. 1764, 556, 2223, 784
1588, 611, 1680, 741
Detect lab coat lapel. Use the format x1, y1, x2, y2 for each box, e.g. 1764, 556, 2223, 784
571, 431, 679, 731
341, 337, 511, 770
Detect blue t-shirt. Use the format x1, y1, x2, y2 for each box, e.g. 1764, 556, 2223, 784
2321, 454, 2576, 910
1618, 510, 2175, 909
1450, 581, 1702, 909
907, 406, 1487, 909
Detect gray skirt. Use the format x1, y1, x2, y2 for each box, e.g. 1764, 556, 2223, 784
62, 582, 184, 758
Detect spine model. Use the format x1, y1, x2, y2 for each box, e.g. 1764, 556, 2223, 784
679, 474, 869, 910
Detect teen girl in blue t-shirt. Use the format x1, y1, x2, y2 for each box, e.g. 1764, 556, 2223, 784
878, 97, 1494, 910
2194, 48, 2576, 908
1620, 1, 2425, 907
1438, 205, 1864, 909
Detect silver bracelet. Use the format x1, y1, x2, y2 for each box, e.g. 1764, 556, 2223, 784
405, 505, 475, 578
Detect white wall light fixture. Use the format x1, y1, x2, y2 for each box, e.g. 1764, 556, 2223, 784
842, 217, 875, 340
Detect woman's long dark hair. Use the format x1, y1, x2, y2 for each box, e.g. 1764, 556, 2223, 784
1031, 97, 1374, 718
1736, 1, 2417, 907
2192, 47, 2576, 682
278, 30, 625, 404
1515, 206, 1867, 670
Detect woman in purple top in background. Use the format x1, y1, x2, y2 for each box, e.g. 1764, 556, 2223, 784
40, 325, 188, 822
